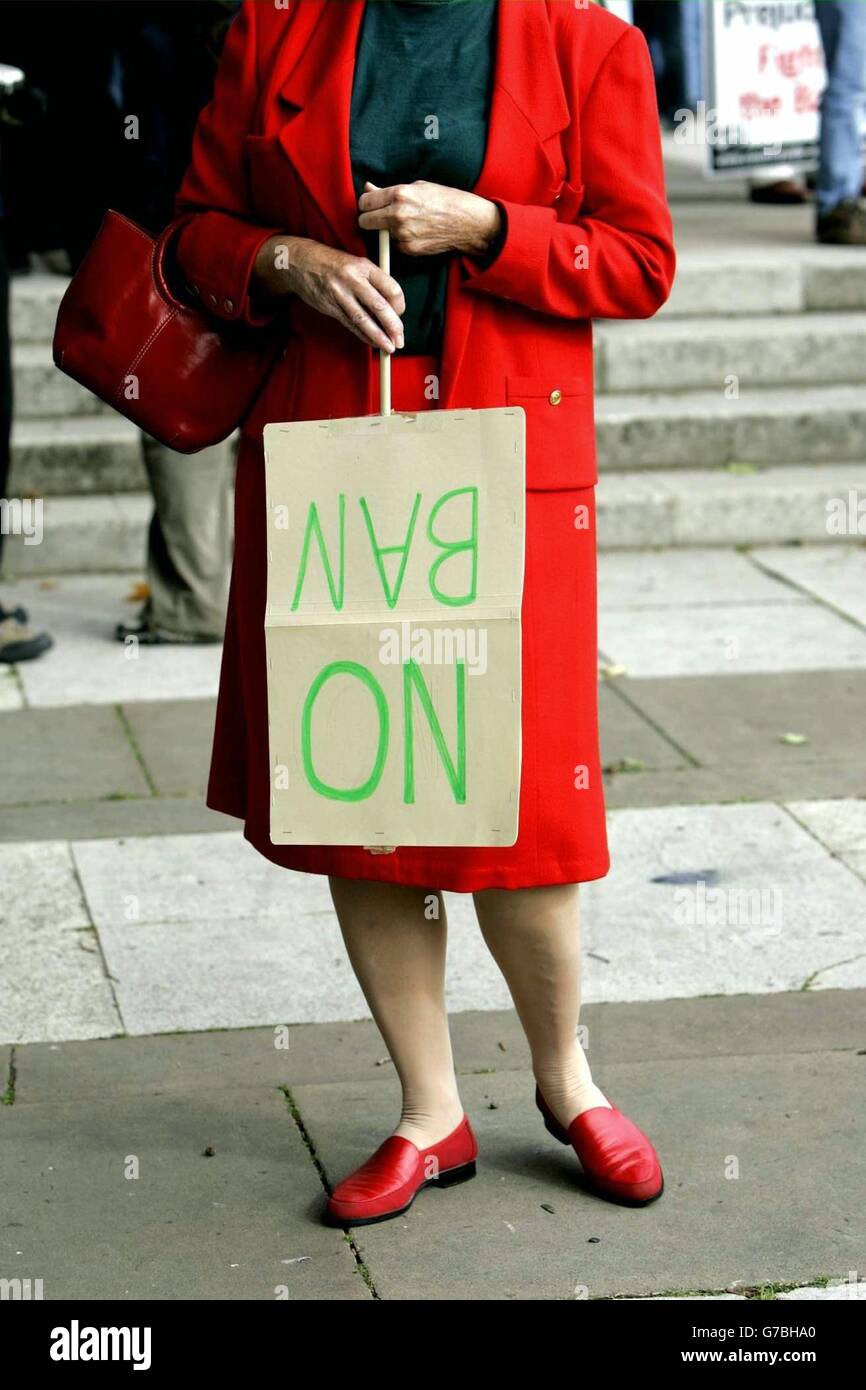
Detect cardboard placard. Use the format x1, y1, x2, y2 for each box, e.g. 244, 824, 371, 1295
263, 405, 525, 847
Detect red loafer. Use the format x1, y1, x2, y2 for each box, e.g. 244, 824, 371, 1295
324, 1114, 478, 1227
536, 1086, 664, 1206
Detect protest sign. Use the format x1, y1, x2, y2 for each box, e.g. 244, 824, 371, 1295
264, 405, 525, 847
704, 0, 827, 175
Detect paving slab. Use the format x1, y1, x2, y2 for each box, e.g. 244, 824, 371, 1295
598, 548, 797, 610
0, 1086, 367, 1300
599, 598, 866, 678
0, 664, 23, 712
599, 683, 690, 774
752, 545, 866, 627
1, 575, 221, 706
12, 988, 863, 1106
2, 705, 150, 807
0, 841, 121, 1044
10, 1028, 394, 1105
581, 802, 866, 1002
121, 699, 216, 798
294, 1049, 866, 1300
0, 795, 231, 845
603, 759, 866, 811
3, 795, 860, 1042
5, 798, 864, 1045
786, 799, 866, 883
70, 832, 508, 1034
613, 671, 866, 769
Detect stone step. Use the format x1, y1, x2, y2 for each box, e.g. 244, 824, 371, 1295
13, 343, 110, 420
19, 307, 866, 425
596, 384, 866, 469
10, 416, 146, 496
9, 272, 66, 343
659, 245, 866, 319
595, 461, 865, 550
596, 312, 866, 394
3, 465, 862, 575
7, 380, 865, 505
12, 244, 866, 338
1, 494, 151, 577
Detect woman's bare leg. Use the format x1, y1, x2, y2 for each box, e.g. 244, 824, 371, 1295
472, 883, 610, 1130
328, 876, 465, 1148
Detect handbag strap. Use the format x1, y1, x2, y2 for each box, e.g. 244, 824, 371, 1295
152, 211, 203, 310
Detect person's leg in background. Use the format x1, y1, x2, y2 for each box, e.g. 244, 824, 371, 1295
0, 221, 51, 663
117, 435, 233, 644
815, 0, 866, 244
679, 0, 704, 113
113, 8, 239, 647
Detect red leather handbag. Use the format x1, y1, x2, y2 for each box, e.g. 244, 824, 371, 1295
53, 210, 282, 454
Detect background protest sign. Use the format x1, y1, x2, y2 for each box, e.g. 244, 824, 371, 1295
701, 0, 860, 176
264, 406, 525, 847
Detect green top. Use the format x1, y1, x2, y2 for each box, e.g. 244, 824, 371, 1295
350, 0, 498, 355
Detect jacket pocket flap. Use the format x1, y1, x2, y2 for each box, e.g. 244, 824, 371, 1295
506, 374, 596, 491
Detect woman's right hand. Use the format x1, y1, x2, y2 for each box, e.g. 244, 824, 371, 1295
253, 235, 405, 353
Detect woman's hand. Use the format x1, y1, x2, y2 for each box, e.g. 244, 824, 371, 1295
358, 180, 502, 258
253, 234, 405, 353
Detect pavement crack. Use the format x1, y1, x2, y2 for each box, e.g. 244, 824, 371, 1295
114, 703, 160, 797
600, 679, 701, 769
279, 1086, 380, 1300
746, 551, 866, 635
67, 843, 128, 1034
800, 953, 866, 992
2, 1047, 16, 1105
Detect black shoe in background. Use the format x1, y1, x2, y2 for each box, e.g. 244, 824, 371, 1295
0, 613, 53, 662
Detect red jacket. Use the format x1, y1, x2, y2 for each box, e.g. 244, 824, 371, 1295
173, 0, 675, 490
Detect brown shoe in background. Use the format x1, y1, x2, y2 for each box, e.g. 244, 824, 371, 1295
816, 198, 866, 245
749, 179, 811, 205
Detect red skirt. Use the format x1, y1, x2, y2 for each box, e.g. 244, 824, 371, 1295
208, 353, 610, 891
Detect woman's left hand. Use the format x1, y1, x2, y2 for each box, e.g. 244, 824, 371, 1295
358, 180, 502, 258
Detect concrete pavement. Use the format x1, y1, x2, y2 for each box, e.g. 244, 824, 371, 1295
3, 992, 864, 1300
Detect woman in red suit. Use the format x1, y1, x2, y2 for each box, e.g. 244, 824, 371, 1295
172, 0, 675, 1225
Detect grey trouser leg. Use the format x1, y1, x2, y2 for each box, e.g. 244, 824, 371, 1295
140, 433, 234, 639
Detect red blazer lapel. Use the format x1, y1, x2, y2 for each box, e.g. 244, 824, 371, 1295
275, 0, 367, 256
474, 0, 570, 205
442, 0, 571, 405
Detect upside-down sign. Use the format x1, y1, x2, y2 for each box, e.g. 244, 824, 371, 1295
263, 405, 525, 847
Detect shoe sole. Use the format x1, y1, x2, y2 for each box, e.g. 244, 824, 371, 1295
323, 1159, 477, 1228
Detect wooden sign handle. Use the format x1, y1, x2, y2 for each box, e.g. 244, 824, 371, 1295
364, 227, 397, 854
379, 228, 391, 418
